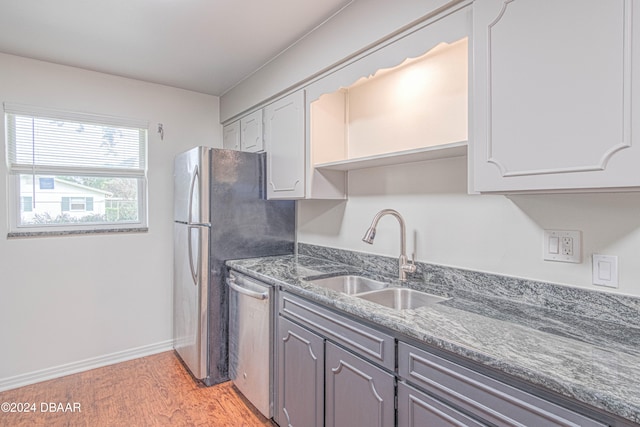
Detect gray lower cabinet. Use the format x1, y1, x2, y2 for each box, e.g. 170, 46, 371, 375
275, 291, 608, 427
397, 342, 607, 427
276, 291, 395, 427
325, 341, 395, 427
398, 381, 487, 427
276, 316, 324, 427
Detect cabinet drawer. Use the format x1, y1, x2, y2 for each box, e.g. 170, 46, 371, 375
398, 343, 606, 427
398, 381, 487, 427
279, 292, 394, 370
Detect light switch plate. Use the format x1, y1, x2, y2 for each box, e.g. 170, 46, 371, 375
593, 254, 618, 288
543, 230, 581, 263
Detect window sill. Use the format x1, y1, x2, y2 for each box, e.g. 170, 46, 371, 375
7, 227, 148, 239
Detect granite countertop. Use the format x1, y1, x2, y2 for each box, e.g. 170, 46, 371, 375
226, 246, 640, 425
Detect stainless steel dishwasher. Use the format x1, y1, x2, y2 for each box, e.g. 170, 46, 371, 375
227, 271, 273, 418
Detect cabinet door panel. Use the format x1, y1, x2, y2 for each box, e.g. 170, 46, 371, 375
325, 342, 394, 427
276, 317, 324, 427
398, 382, 487, 427
264, 91, 305, 199
223, 121, 240, 151
473, 0, 640, 192
240, 109, 263, 152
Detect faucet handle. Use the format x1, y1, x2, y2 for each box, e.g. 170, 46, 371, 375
401, 264, 417, 274
401, 254, 417, 274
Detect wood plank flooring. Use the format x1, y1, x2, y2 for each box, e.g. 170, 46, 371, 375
0, 351, 276, 426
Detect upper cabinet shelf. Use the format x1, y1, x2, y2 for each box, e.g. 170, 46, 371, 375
307, 33, 469, 189
315, 141, 467, 171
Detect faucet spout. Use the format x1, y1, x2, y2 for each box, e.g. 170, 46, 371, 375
362, 209, 416, 281
362, 226, 376, 244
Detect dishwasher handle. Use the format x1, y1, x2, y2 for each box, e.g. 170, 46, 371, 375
227, 276, 269, 300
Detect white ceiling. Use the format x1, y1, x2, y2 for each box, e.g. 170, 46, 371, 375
0, 0, 353, 96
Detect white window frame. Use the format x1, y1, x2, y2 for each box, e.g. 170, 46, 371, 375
5, 103, 149, 236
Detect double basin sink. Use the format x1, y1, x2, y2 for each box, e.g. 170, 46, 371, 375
304, 274, 450, 311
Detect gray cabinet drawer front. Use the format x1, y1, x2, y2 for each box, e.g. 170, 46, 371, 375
398, 343, 606, 427
398, 381, 487, 427
279, 292, 394, 369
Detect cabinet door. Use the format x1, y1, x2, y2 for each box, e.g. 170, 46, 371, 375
222, 120, 240, 150
264, 91, 305, 199
240, 109, 263, 152
472, 0, 640, 192
276, 316, 324, 427
325, 342, 394, 427
398, 382, 487, 427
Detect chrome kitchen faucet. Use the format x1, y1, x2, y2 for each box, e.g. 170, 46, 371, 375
362, 209, 416, 281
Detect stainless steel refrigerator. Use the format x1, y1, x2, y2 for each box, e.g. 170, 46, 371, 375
173, 146, 295, 386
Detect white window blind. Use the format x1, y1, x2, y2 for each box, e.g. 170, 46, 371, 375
5, 103, 147, 177
4, 103, 149, 235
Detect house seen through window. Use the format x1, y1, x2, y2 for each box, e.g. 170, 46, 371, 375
5, 103, 148, 234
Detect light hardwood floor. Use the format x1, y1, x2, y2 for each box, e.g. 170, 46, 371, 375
0, 351, 276, 426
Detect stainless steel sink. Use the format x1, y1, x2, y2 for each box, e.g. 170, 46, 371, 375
307, 275, 389, 295
355, 288, 450, 310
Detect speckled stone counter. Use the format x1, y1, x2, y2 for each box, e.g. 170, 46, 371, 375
226, 244, 640, 425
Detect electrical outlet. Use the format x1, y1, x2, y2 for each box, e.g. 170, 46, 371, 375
561, 237, 573, 256
543, 230, 581, 263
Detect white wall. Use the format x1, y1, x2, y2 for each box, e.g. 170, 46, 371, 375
0, 53, 221, 387
298, 157, 640, 297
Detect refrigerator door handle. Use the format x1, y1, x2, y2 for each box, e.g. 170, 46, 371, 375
188, 164, 199, 224
187, 225, 199, 286
189, 222, 211, 227
187, 223, 210, 286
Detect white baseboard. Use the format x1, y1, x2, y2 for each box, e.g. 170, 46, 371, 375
0, 339, 174, 393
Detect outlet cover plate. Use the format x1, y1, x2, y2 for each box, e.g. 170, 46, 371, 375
593, 254, 619, 288
543, 230, 581, 263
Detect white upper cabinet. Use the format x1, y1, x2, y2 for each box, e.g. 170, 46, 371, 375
264, 91, 306, 199
240, 109, 264, 152
222, 112, 263, 153
222, 120, 240, 150
472, 0, 640, 192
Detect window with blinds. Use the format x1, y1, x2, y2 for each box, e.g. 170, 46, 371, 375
5, 103, 148, 234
